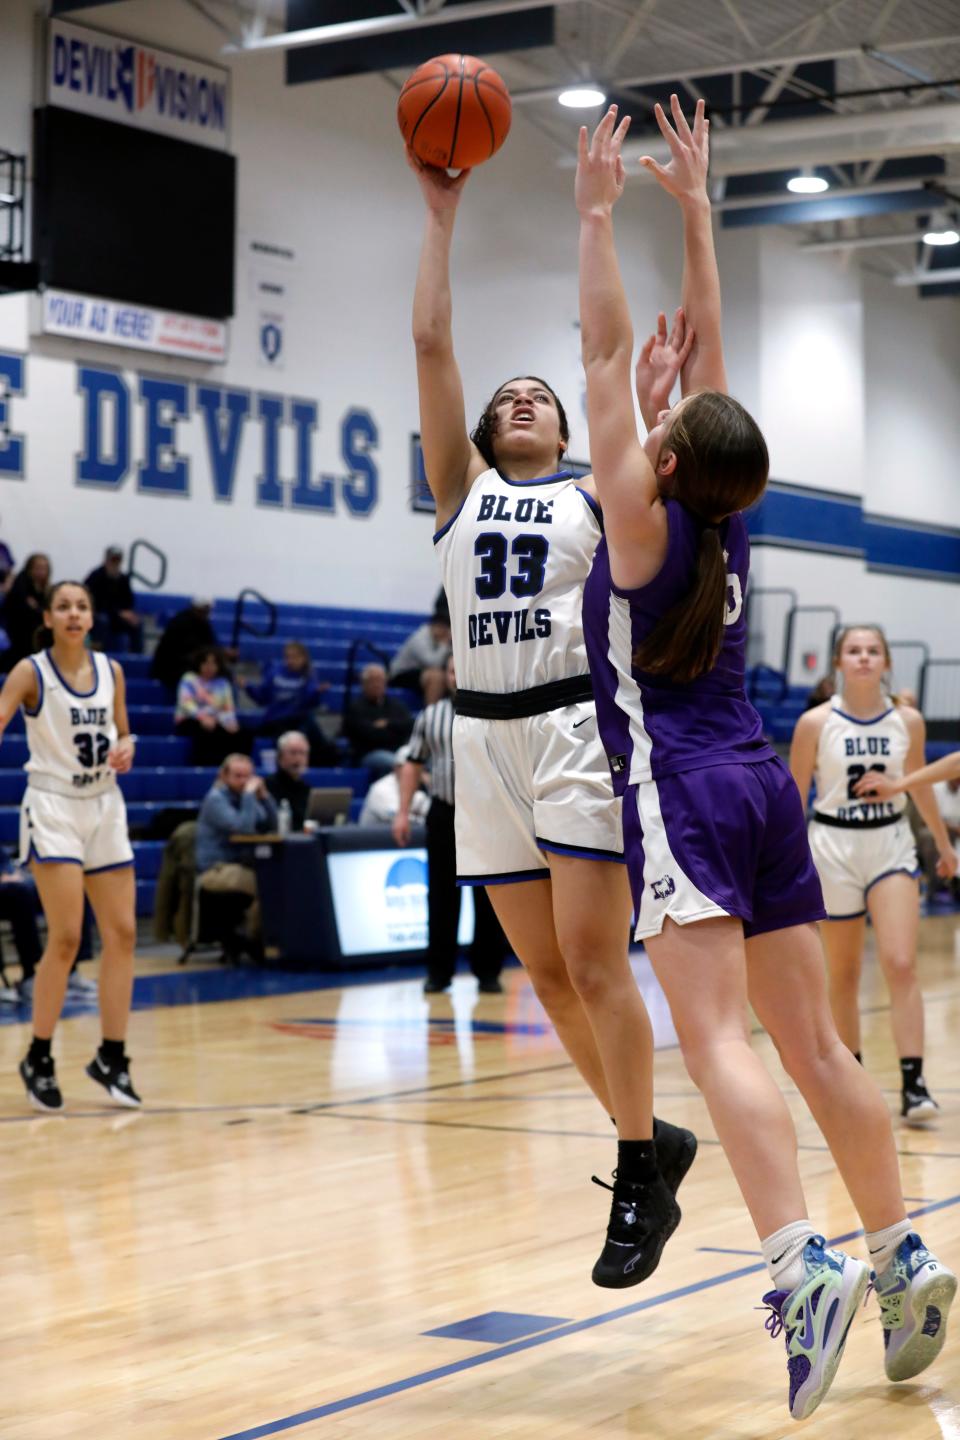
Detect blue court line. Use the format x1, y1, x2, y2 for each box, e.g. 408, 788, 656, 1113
698, 1246, 762, 1257
216, 1194, 960, 1440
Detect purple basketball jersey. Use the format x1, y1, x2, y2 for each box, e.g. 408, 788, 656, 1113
583, 498, 773, 791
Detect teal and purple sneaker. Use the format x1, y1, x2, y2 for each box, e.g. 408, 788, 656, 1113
872, 1232, 956, 1382
760, 1236, 869, 1421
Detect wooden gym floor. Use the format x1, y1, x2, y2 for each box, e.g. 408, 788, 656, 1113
1, 916, 958, 1440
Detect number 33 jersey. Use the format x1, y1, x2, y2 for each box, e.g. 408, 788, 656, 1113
813, 697, 910, 823
24, 650, 119, 797
434, 468, 600, 694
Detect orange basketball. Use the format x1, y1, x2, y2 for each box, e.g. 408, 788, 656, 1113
398, 53, 511, 170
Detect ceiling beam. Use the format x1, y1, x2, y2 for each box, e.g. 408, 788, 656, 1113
802, 229, 926, 251
893, 266, 960, 285
510, 31, 960, 104
225, 0, 580, 54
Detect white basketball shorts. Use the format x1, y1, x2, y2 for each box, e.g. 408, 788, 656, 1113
808, 816, 918, 919
20, 785, 134, 873
453, 697, 624, 884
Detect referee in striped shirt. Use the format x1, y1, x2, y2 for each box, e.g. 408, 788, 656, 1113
393, 655, 507, 994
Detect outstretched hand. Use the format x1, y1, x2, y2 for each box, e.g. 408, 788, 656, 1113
575, 105, 632, 217
406, 146, 471, 213
853, 769, 901, 801
636, 307, 695, 422
640, 95, 709, 204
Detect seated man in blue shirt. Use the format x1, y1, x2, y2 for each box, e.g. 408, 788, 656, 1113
196, 753, 278, 953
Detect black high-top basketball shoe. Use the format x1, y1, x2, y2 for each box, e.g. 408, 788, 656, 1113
653, 1116, 698, 1194
591, 1168, 681, 1288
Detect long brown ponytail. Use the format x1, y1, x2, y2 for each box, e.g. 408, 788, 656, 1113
633, 391, 768, 684
634, 526, 728, 683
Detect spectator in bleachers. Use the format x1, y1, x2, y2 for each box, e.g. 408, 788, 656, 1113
265, 730, 312, 832
343, 662, 413, 779
240, 640, 337, 765
388, 605, 451, 706
0, 521, 15, 596
85, 546, 144, 653
2, 553, 51, 667
196, 753, 278, 956
359, 745, 430, 827
150, 596, 217, 693
175, 647, 250, 766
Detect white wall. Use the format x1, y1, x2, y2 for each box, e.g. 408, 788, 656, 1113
0, 0, 957, 637
863, 271, 960, 527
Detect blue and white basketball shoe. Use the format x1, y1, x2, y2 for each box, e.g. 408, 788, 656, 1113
760, 1235, 869, 1421
871, 1232, 956, 1382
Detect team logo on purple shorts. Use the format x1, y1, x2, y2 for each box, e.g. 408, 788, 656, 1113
651, 876, 675, 900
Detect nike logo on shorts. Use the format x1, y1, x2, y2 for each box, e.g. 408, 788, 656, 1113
572, 717, 590, 729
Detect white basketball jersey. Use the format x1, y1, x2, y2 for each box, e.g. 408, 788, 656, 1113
813, 696, 909, 823
435, 468, 601, 693
24, 650, 119, 798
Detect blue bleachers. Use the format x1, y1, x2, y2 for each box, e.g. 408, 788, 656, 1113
0, 595, 431, 918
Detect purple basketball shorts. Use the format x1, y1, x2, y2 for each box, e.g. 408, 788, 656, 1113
623, 755, 827, 941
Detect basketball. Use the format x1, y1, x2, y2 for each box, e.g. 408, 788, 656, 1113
397, 53, 511, 170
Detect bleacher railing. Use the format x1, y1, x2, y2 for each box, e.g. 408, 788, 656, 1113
745, 586, 797, 674
919, 659, 960, 741
343, 638, 391, 716
128, 538, 167, 590
888, 640, 929, 703
784, 605, 841, 688
232, 587, 277, 651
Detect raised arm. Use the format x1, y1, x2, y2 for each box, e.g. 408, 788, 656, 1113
635, 306, 695, 432
641, 97, 727, 396
576, 107, 667, 589
408, 153, 487, 526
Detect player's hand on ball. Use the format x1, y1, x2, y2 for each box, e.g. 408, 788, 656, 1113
576, 105, 631, 217
108, 738, 135, 773
406, 147, 471, 212
640, 95, 709, 204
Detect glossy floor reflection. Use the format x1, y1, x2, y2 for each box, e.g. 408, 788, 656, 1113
1, 920, 958, 1440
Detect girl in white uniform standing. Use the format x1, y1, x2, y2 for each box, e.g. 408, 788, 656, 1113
790, 626, 956, 1124
408, 147, 695, 1290
0, 580, 141, 1111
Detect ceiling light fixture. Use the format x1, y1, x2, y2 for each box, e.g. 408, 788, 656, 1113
922, 225, 959, 246
786, 172, 829, 195
558, 87, 606, 109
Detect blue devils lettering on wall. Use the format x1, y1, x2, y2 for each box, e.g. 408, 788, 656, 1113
3, 351, 378, 517
256, 393, 285, 508
76, 366, 129, 488
137, 376, 189, 495
341, 409, 379, 517
290, 400, 335, 512
196, 386, 250, 503
0, 353, 25, 479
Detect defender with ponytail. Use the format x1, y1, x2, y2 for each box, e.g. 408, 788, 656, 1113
577, 98, 954, 1418
631, 391, 768, 682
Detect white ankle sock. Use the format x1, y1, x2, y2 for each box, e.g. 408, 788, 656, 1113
865, 1218, 912, 1276
762, 1220, 817, 1292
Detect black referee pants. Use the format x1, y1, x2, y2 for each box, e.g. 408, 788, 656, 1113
426, 798, 506, 987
